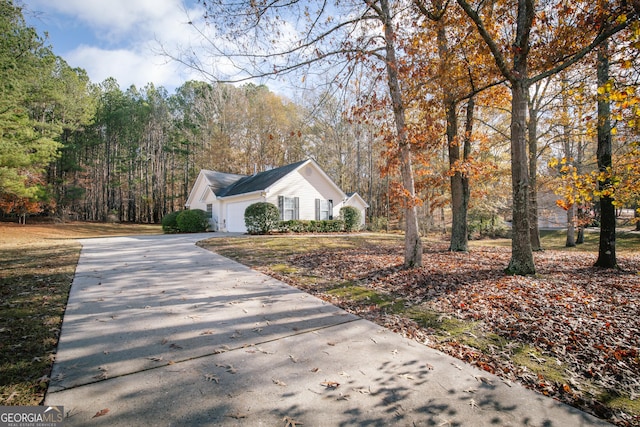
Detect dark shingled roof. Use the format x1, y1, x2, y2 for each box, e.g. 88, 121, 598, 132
203, 159, 310, 198
219, 159, 309, 197
202, 170, 247, 195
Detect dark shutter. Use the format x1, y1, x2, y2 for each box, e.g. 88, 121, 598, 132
328, 199, 333, 220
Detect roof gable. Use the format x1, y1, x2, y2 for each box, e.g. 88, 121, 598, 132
202, 170, 247, 195
218, 159, 309, 197
346, 192, 370, 208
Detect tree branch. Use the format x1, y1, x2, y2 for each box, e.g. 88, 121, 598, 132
455, 0, 513, 81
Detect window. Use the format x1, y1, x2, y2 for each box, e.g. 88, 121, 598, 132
206, 204, 213, 218
315, 199, 333, 220
278, 196, 299, 220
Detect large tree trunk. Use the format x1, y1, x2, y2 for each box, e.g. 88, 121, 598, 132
381, 0, 422, 267
594, 40, 617, 269
505, 0, 535, 275
527, 91, 542, 251
561, 78, 576, 247
507, 79, 536, 275
447, 101, 468, 252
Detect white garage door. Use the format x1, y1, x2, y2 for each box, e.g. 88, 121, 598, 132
226, 201, 254, 233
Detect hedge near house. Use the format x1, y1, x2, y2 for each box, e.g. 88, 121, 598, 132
161, 211, 182, 233
177, 209, 209, 232
340, 206, 361, 232
162, 209, 209, 233
245, 202, 280, 234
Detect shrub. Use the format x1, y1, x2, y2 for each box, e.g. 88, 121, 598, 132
321, 220, 344, 232
176, 209, 209, 233
276, 219, 344, 233
277, 220, 304, 233
340, 206, 362, 232
245, 202, 280, 234
161, 211, 182, 234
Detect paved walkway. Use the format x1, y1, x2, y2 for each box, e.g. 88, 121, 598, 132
45, 234, 611, 426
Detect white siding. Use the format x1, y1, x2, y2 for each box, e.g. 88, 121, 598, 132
266, 163, 344, 221
185, 171, 221, 230
219, 193, 264, 232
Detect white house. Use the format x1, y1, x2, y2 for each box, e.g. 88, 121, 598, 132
185, 159, 369, 233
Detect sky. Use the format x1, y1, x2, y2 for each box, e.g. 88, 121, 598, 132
21, 0, 220, 93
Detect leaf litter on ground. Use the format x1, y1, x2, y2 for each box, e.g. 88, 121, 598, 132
235, 239, 640, 427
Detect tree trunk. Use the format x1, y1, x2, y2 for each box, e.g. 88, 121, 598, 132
566, 205, 576, 247
381, 0, 422, 267
561, 77, 575, 247
461, 96, 473, 241
594, 40, 617, 269
447, 101, 468, 252
527, 90, 541, 251
506, 79, 536, 275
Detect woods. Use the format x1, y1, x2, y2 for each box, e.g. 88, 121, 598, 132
1, 0, 640, 272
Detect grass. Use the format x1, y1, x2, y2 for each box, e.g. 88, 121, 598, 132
0, 221, 161, 405
538, 228, 640, 251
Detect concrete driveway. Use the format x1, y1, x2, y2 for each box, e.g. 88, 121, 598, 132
45, 233, 611, 426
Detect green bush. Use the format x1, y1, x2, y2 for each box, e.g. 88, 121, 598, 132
276, 219, 344, 233
161, 211, 182, 234
176, 209, 209, 233
322, 220, 344, 232
277, 220, 304, 233
340, 206, 362, 232
245, 202, 280, 234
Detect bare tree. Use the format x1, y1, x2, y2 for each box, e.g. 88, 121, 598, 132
168, 0, 424, 266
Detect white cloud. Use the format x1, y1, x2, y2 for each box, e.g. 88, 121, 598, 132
28, 0, 183, 40
25, 0, 294, 93
66, 45, 200, 91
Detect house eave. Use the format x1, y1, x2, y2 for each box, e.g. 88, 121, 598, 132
217, 190, 265, 200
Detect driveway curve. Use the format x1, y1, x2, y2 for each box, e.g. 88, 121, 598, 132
45, 233, 611, 426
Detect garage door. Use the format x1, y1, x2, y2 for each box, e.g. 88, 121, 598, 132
226, 201, 254, 233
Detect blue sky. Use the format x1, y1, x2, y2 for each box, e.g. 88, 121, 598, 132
21, 0, 211, 93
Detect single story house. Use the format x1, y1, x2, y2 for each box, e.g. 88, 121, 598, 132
185, 159, 369, 233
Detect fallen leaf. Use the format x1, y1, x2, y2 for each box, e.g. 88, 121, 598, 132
272, 378, 287, 386
204, 374, 219, 383
320, 381, 340, 389
474, 375, 492, 385
283, 416, 303, 426
92, 408, 109, 418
